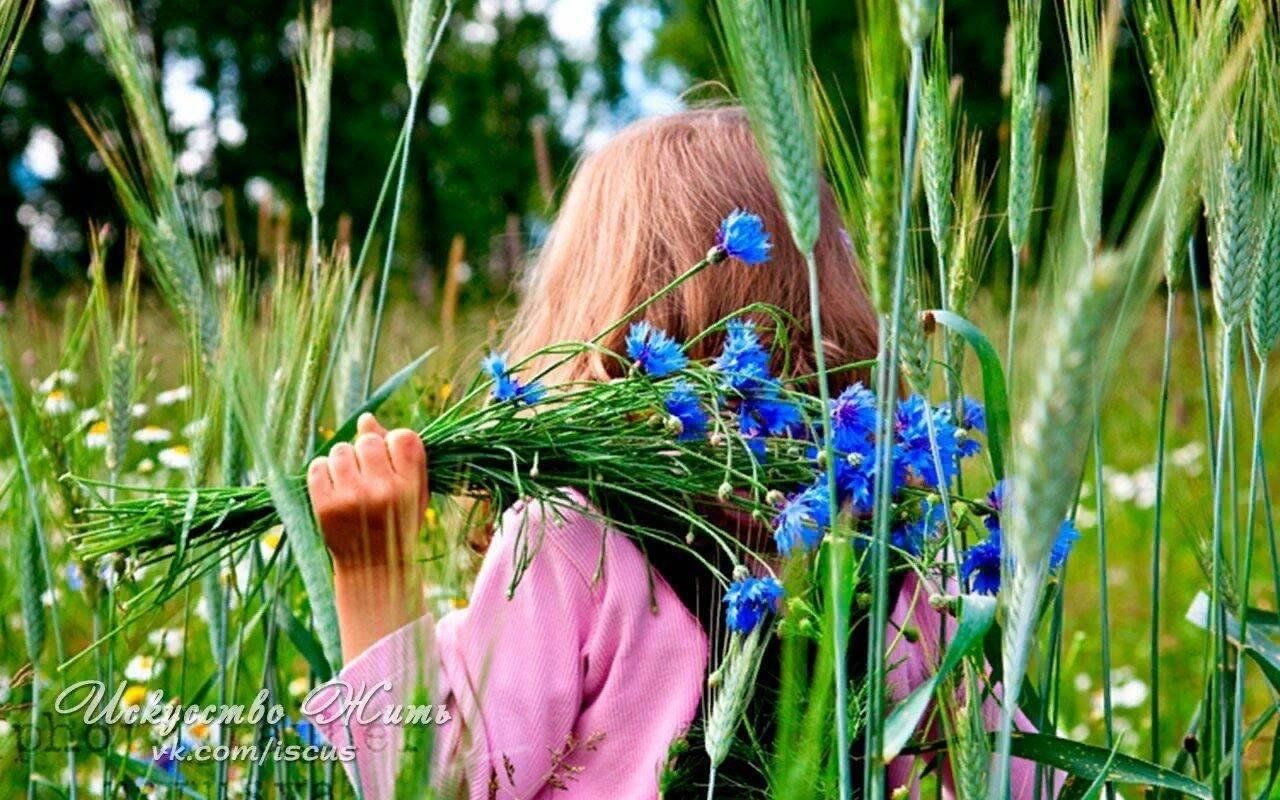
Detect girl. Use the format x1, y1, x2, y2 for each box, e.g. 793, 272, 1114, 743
302, 107, 1046, 799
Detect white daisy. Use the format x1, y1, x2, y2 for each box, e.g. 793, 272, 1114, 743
180, 719, 219, 748
155, 386, 191, 407
146, 628, 185, 658
85, 421, 109, 449
123, 654, 164, 682
43, 389, 75, 416
131, 402, 149, 418
258, 526, 284, 559
137, 458, 155, 474
38, 369, 78, 393
78, 407, 102, 426
157, 445, 192, 471
133, 425, 172, 444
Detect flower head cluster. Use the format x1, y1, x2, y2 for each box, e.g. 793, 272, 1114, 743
773, 477, 833, 555
712, 209, 772, 266
626, 321, 688, 377
894, 395, 961, 489
481, 352, 545, 406
723, 574, 784, 634
712, 319, 801, 457
960, 480, 1081, 595
775, 387, 986, 556
891, 498, 946, 557
663, 380, 709, 442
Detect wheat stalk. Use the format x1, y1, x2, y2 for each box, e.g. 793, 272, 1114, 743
297, 0, 334, 292
857, 0, 905, 313
1252, 185, 1280, 356
714, 0, 821, 255
0, 0, 32, 88
993, 251, 1128, 799
1064, 0, 1119, 253
704, 626, 769, 779
1209, 124, 1259, 332
1004, 0, 1041, 378
920, 40, 953, 277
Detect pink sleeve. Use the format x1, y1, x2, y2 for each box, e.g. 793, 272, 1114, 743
885, 572, 1061, 799
303, 492, 708, 800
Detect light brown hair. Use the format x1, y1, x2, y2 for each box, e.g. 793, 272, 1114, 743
504, 106, 879, 386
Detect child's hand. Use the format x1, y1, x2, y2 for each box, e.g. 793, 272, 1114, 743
307, 413, 429, 662
307, 412, 429, 569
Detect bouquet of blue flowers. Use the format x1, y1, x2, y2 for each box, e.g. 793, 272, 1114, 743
71, 210, 1076, 615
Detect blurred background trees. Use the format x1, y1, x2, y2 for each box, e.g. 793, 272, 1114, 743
0, 0, 1153, 299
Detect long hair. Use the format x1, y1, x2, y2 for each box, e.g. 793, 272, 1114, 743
504, 106, 878, 387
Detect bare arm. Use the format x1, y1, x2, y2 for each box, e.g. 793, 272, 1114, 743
306, 413, 429, 663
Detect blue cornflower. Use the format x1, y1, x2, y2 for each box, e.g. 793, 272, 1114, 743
482, 351, 544, 406
964, 490, 1080, 595
740, 388, 803, 438
833, 449, 877, 512
891, 498, 946, 557
723, 575, 784, 634
713, 209, 772, 266
480, 351, 508, 381
142, 741, 186, 778
1051, 520, 1080, 570
664, 381, 709, 441
773, 478, 833, 555
983, 480, 1007, 533
894, 394, 960, 489
961, 532, 1003, 595
625, 321, 688, 377
939, 397, 986, 458
713, 319, 772, 392
292, 719, 327, 748
824, 382, 881, 510
831, 383, 878, 452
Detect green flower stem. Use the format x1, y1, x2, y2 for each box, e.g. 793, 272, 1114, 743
1241, 347, 1280, 611
1092, 413, 1115, 779
801, 244, 852, 800
310, 118, 411, 453
589, 257, 712, 346
865, 43, 924, 800
1207, 325, 1235, 796
364, 86, 423, 398
310, 212, 321, 297
1188, 240, 1217, 472
1149, 287, 1174, 764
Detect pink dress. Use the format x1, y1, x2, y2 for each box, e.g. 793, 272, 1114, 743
303, 492, 1050, 799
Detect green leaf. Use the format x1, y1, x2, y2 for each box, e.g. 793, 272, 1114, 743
265, 470, 343, 675
1186, 591, 1280, 694
275, 600, 332, 682
0, 360, 51, 665
18, 520, 47, 662
1008, 733, 1211, 799
882, 593, 997, 761
315, 348, 434, 457
928, 310, 1011, 478
1056, 738, 1124, 800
